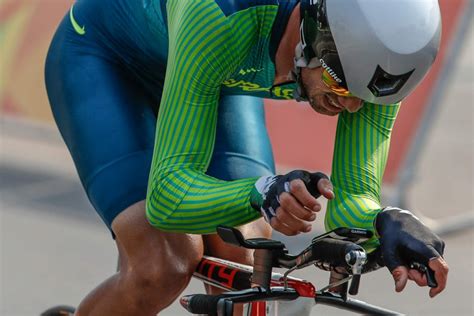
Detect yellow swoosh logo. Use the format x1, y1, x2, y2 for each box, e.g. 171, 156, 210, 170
69, 4, 85, 35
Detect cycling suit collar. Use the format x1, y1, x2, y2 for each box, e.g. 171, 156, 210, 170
269, 0, 299, 64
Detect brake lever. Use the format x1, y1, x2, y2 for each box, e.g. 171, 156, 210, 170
410, 262, 438, 288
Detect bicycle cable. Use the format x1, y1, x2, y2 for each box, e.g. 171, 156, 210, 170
318, 275, 353, 293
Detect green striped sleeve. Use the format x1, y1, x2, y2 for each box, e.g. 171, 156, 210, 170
145, 0, 266, 233
325, 103, 400, 251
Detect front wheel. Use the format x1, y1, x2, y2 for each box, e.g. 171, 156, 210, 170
40, 305, 76, 316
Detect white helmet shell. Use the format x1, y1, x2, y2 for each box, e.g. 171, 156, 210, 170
328, 0, 441, 104
298, 0, 442, 104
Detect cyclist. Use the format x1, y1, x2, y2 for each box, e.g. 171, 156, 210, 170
45, 0, 448, 315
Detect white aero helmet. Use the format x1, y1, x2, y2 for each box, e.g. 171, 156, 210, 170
295, 0, 442, 104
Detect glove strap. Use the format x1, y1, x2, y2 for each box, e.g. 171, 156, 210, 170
250, 175, 279, 222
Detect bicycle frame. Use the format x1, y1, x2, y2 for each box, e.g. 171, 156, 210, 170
193, 255, 402, 315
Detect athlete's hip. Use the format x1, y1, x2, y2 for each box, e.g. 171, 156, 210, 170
46, 0, 170, 100
58, 0, 167, 70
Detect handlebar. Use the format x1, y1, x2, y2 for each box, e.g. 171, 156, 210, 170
410, 262, 438, 288
181, 226, 435, 315
277, 235, 368, 295
215, 226, 436, 290
278, 238, 365, 269
216, 226, 371, 295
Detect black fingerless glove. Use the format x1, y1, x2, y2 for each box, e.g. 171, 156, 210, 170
375, 207, 445, 271
250, 170, 329, 223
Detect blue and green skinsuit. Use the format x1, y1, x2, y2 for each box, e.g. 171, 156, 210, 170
45, 0, 399, 249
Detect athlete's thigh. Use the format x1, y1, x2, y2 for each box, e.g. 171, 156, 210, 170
207, 95, 275, 180
45, 24, 157, 230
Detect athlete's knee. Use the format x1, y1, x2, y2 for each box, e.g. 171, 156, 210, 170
118, 228, 203, 294
121, 252, 200, 311
112, 200, 204, 306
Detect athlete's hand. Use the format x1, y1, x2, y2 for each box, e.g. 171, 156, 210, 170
250, 170, 335, 235
375, 207, 448, 298
392, 257, 449, 298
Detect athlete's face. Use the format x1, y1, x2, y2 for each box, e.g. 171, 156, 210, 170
300, 67, 363, 116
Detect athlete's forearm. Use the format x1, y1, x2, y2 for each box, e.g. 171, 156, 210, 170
147, 169, 260, 233
325, 103, 400, 250
146, 0, 263, 233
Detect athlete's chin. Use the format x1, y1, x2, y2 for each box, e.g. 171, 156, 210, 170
308, 95, 342, 116
315, 109, 340, 117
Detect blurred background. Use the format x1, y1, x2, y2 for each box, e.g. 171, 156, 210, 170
0, 0, 472, 315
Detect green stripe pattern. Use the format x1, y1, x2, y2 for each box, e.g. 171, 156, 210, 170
146, 0, 278, 234
325, 103, 400, 251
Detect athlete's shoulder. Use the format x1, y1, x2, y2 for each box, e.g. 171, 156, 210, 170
213, 0, 279, 16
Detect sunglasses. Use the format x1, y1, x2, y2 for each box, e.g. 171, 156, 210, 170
321, 68, 353, 97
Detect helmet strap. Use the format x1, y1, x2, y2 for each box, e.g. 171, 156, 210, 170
290, 39, 321, 102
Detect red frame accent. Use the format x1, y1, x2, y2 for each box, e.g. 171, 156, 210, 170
250, 302, 267, 316
270, 279, 316, 298
195, 257, 318, 316
217, 266, 238, 288
247, 280, 315, 316
196, 257, 251, 290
